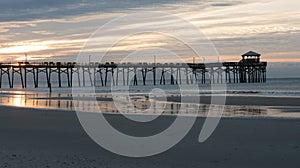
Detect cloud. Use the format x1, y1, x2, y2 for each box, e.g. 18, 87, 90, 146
32, 30, 55, 35
0, 0, 299, 75
210, 2, 237, 7
0, 28, 9, 33
0, 0, 191, 22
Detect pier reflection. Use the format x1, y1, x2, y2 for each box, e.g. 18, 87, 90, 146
0, 92, 282, 118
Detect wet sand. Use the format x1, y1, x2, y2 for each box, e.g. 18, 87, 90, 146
167, 95, 300, 107
0, 105, 299, 168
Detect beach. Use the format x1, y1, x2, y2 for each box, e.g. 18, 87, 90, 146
0, 104, 299, 168
1, 78, 300, 167
0, 0, 299, 167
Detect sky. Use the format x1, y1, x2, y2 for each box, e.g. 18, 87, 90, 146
0, 0, 299, 77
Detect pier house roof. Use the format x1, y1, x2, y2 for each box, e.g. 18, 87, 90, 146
242, 51, 261, 57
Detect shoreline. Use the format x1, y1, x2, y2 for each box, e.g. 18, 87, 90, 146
0, 104, 299, 120
1, 94, 300, 119
21, 95, 300, 107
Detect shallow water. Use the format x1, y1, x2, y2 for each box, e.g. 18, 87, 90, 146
0, 90, 299, 118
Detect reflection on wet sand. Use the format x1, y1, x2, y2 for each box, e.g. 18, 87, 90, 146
0, 92, 72, 111
0, 92, 295, 118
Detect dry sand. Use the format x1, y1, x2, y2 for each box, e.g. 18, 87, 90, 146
0, 105, 299, 168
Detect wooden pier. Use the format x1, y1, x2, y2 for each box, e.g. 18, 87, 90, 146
0, 51, 267, 89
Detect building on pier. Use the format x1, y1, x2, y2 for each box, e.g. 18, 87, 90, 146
240, 51, 261, 63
